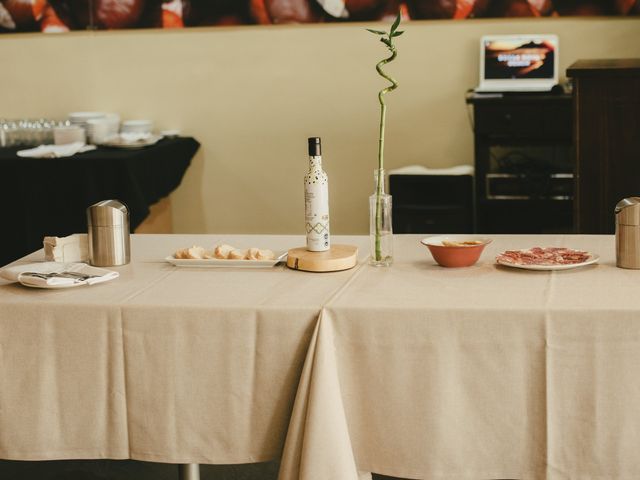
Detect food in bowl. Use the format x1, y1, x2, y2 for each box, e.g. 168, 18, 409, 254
441, 240, 484, 247
420, 236, 492, 268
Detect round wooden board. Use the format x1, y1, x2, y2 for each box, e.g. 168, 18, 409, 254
286, 244, 358, 272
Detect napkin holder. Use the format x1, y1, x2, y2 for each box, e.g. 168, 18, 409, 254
87, 199, 130, 267
286, 245, 357, 272
44, 234, 89, 263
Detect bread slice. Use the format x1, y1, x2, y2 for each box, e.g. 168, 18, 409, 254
186, 246, 206, 259
256, 249, 275, 260
228, 249, 247, 260
213, 244, 235, 259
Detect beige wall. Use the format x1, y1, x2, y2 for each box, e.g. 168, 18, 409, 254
1, 17, 639, 234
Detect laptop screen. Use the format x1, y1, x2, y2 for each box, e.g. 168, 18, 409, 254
478, 34, 558, 92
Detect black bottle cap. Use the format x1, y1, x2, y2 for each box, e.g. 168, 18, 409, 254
308, 137, 321, 157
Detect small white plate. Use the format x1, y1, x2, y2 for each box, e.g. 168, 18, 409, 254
101, 135, 162, 149
496, 253, 599, 271
165, 252, 287, 268
20, 278, 88, 289
0, 262, 119, 288
160, 129, 180, 138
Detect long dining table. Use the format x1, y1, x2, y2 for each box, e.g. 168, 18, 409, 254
1, 234, 639, 480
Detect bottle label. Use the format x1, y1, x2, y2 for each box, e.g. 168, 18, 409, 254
305, 157, 330, 252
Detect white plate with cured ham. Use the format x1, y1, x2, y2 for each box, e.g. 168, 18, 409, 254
495, 247, 599, 271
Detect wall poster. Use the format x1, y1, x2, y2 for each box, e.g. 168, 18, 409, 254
0, 0, 638, 34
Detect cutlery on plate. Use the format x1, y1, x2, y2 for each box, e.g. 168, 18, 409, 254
20, 271, 100, 281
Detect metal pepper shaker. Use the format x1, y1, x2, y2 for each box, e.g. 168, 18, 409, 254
615, 197, 640, 269
87, 199, 130, 267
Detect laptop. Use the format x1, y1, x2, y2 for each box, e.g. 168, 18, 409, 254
475, 34, 559, 93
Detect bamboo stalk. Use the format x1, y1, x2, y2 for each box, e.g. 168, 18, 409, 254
368, 14, 402, 262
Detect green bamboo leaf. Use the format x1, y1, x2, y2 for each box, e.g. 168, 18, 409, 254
392, 30, 404, 37
366, 28, 386, 35
390, 12, 401, 34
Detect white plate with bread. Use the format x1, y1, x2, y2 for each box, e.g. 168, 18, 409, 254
165, 244, 287, 268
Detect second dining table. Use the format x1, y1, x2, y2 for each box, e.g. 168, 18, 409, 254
0, 137, 199, 266
1, 234, 639, 480
281, 234, 640, 479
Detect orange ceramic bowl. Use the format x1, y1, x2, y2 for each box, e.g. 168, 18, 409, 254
420, 236, 492, 268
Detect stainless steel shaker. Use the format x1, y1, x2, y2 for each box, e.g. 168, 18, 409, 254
615, 197, 640, 269
87, 200, 130, 267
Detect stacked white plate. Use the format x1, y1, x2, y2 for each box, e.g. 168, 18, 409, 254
68, 112, 106, 129
69, 112, 121, 145
86, 118, 112, 145
121, 120, 153, 135
104, 113, 121, 136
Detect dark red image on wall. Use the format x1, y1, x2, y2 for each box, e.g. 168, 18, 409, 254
0, 0, 638, 34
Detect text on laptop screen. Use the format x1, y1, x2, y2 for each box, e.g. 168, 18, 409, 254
484, 38, 556, 80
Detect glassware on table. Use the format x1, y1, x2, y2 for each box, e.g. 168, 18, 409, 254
0, 118, 64, 147
1, 120, 18, 147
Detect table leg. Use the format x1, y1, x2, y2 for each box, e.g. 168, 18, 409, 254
178, 463, 200, 480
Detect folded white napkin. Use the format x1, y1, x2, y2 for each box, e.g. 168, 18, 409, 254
0, 262, 119, 288
17, 142, 96, 159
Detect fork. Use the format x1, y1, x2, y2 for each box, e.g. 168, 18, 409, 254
56, 271, 100, 280
21, 271, 99, 281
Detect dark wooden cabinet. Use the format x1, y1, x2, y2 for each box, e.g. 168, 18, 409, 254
467, 92, 573, 233
567, 59, 640, 234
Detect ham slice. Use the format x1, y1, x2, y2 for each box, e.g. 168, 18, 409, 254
496, 247, 591, 266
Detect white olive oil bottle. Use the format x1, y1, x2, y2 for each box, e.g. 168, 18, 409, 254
304, 137, 330, 252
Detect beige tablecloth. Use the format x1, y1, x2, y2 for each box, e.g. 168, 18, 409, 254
3, 234, 639, 480
280, 235, 640, 480
0, 234, 367, 464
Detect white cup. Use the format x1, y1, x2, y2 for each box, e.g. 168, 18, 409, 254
86, 118, 112, 145
54, 125, 85, 145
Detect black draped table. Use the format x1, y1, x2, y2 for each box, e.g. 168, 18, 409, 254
0, 136, 199, 267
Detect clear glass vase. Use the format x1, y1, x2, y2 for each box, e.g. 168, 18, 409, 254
369, 169, 393, 267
